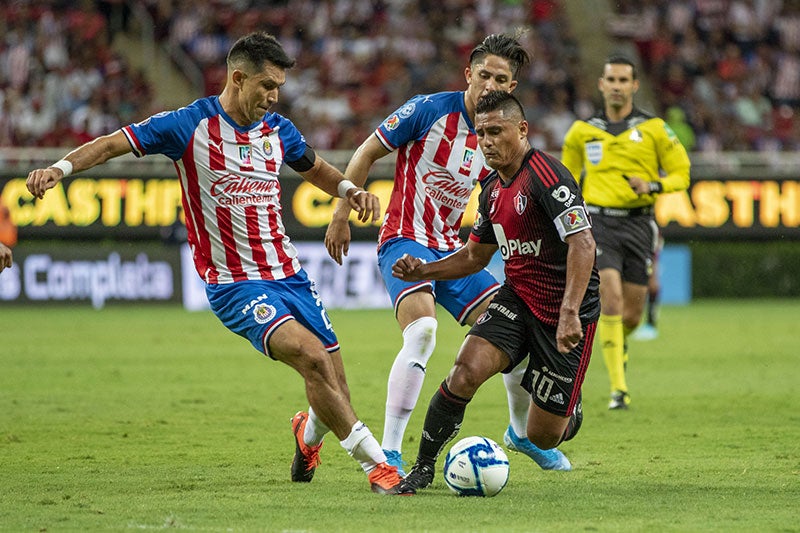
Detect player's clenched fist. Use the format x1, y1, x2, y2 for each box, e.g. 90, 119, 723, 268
392, 253, 425, 281
346, 188, 380, 224
26, 167, 64, 199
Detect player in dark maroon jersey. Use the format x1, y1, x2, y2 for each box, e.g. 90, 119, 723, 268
392, 91, 600, 494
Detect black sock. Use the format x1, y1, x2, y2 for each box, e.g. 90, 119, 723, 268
559, 398, 583, 444
648, 292, 659, 327
416, 381, 471, 465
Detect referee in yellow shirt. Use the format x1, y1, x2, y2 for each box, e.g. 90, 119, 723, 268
562, 55, 690, 410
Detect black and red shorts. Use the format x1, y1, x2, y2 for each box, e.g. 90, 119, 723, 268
468, 285, 596, 417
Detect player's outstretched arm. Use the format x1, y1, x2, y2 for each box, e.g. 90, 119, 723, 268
392, 240, 496, 282
26, 131, 133, 199
325, 135, 390, 265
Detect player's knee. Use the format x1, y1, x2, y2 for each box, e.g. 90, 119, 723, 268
621, 304, 643, 330
296, 347, 334, 382
447, 361, 487, 398
402, 316, 438, 368
622, 314, 641, 331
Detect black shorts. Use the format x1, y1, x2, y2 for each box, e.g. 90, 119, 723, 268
591, 212, 659, 285
468, 285, 596, 417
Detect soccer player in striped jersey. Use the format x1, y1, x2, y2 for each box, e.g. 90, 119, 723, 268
26, 32, 404, 495
393, 91, 600, 494
325, 34, 571, 473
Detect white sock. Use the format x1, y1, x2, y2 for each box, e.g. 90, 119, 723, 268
303, 406, 329, 447
503, 360, 531, 439
382, 316, 438, 452
340, 421, 387, 473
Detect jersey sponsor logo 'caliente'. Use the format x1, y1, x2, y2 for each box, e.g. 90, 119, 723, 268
210, 173, 277, 197
421, 170, 473, 209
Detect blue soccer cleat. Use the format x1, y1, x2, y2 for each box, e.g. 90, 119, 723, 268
383, 449, 407, 477
503, 425, 572, 471
632, 323, 658, 341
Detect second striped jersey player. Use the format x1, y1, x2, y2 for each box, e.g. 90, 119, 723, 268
324, 34, 573, 474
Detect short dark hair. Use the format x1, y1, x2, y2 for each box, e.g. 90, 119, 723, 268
476, 90, 526, 121
469, 33, 530, 79
227, 32, 296, 72
604, 54, 637, 79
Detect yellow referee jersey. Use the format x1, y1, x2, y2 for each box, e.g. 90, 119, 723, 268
562, 108, 691, 209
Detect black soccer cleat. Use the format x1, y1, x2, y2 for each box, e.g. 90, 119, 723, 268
397, 461, 436, 495
608, 390, 631, 410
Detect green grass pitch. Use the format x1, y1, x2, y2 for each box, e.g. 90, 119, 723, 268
1, 300, 798, 531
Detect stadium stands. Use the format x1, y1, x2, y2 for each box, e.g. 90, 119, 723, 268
2, 1, 799, 152
607, 0, 800, 152
0, 0, 158, 148
146, 0, 585, 151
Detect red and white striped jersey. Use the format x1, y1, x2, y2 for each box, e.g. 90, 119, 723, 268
375, 91, 492, 251
123, 96, 308, 284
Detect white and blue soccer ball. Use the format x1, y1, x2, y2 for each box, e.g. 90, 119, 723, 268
443, 436, 510, 497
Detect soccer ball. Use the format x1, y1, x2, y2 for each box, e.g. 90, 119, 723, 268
443, 436, 510, 497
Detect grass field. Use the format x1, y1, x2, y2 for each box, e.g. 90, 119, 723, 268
1, 300, 799, 532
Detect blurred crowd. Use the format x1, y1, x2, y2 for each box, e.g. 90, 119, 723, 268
143, 0, 582, 151
2, 0, 799, 153
609, 0, 800, 152
0, 0, 586, 152
0, 0, 158, 148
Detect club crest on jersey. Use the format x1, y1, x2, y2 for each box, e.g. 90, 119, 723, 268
514, 192, 528, 215
253, 303, 276, 324
461, 147, 475, 172
239, 145, 252, 165
263, 138, 273, 157
476, 311, 491, 325
398, 102, 416, 118
585, 141, 602, 165
385, 115, 400, 130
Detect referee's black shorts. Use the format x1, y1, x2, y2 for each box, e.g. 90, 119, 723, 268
590, 208, 659, 285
